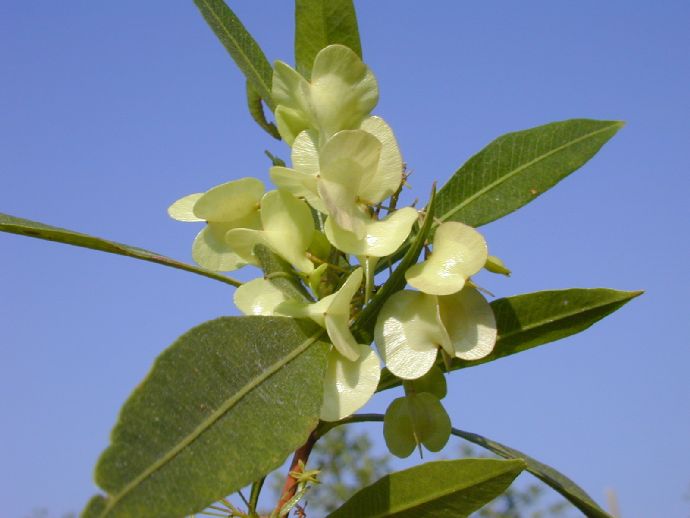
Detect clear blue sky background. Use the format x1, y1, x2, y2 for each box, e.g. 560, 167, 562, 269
1, 2, 688, 517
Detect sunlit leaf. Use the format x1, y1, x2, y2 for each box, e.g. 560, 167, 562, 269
294, 0, 362, 79
0, 212, 240, 287
435, 119, 624, 227
194, 0, 275, 109
378, 288, 641, 391
327, 458, 525, 517
83, 317, 328, 517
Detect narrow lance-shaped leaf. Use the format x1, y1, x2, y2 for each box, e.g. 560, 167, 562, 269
0, 212, 240, 287
83, 316, 328, 517
435, 119, 624, 228
327, 458, 525, 518
378, 288, 641, 391
295, 0, 362, 78
246, 81, 281, 139
194, 0, 275, 110
452, 428, 614, 518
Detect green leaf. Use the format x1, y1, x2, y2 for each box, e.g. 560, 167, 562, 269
327, 458, 525, 517
452, 428, 613, 518
246, 81, 281, 139
461, 288, 642, 368
81, 496, 107, 518
435, 119, 624, 227
194, 0, 275, 110
0, 212, 240, 287
352, 187, 435, 343
254, 243, 313, 302
294, 0, 362, 79
84, 316, 328, 517
378, 288, 641, 391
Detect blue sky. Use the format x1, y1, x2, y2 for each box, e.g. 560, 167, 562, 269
1, 1, 689, 516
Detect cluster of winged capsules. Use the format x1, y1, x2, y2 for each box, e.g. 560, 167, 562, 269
169, 44, 506, 456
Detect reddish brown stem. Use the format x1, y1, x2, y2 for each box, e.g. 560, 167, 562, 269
274, 431, 318, 516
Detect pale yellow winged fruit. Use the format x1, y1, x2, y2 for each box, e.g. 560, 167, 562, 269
272, 44, 378, 146
233, 272, 380, 421
405, 221, 488, 295
375, 288, 496, 380
225, 190, 315, 274
167, 178, 263, 271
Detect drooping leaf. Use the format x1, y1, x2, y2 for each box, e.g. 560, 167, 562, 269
352, 187, 435, 343
452, 428, 613, 518
194, 0, 275, 110
294, 0, 362, 79
378, 288, 641, 391
264, 150, 287, 167
246, 81, 281, 139
83, 316, 328, 517
435, 119, 624, 227
327, 458, 525, 517
0, 212, 240, 287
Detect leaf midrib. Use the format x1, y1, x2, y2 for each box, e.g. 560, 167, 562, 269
438, 122, 621, 224
196, 0, 274, 110
0, 214, 240, 287
453, 429, 610, 517
368, 462, 522, 517
494, 291, 633, 343
102, 328, 324, 515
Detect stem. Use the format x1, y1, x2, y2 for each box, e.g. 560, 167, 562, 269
361, 256, 377, 303
274, 431, 318, 516
306, 252, 350, 273
314, 413, 384, 439
237, 490, 250, 509
248, 476, 265, 516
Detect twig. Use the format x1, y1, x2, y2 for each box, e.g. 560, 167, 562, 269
274, 431, 318, 516
248, 476, 265, 516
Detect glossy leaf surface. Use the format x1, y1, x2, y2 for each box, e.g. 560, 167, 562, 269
0, 212, 240, 287
435, 119, 623, 227
84, 317, 328, 517
295, 0, 362, 78
327, 458, 525, 517
378, 288, 641, 391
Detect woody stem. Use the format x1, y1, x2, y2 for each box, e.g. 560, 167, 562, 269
274, 430, 318, 516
